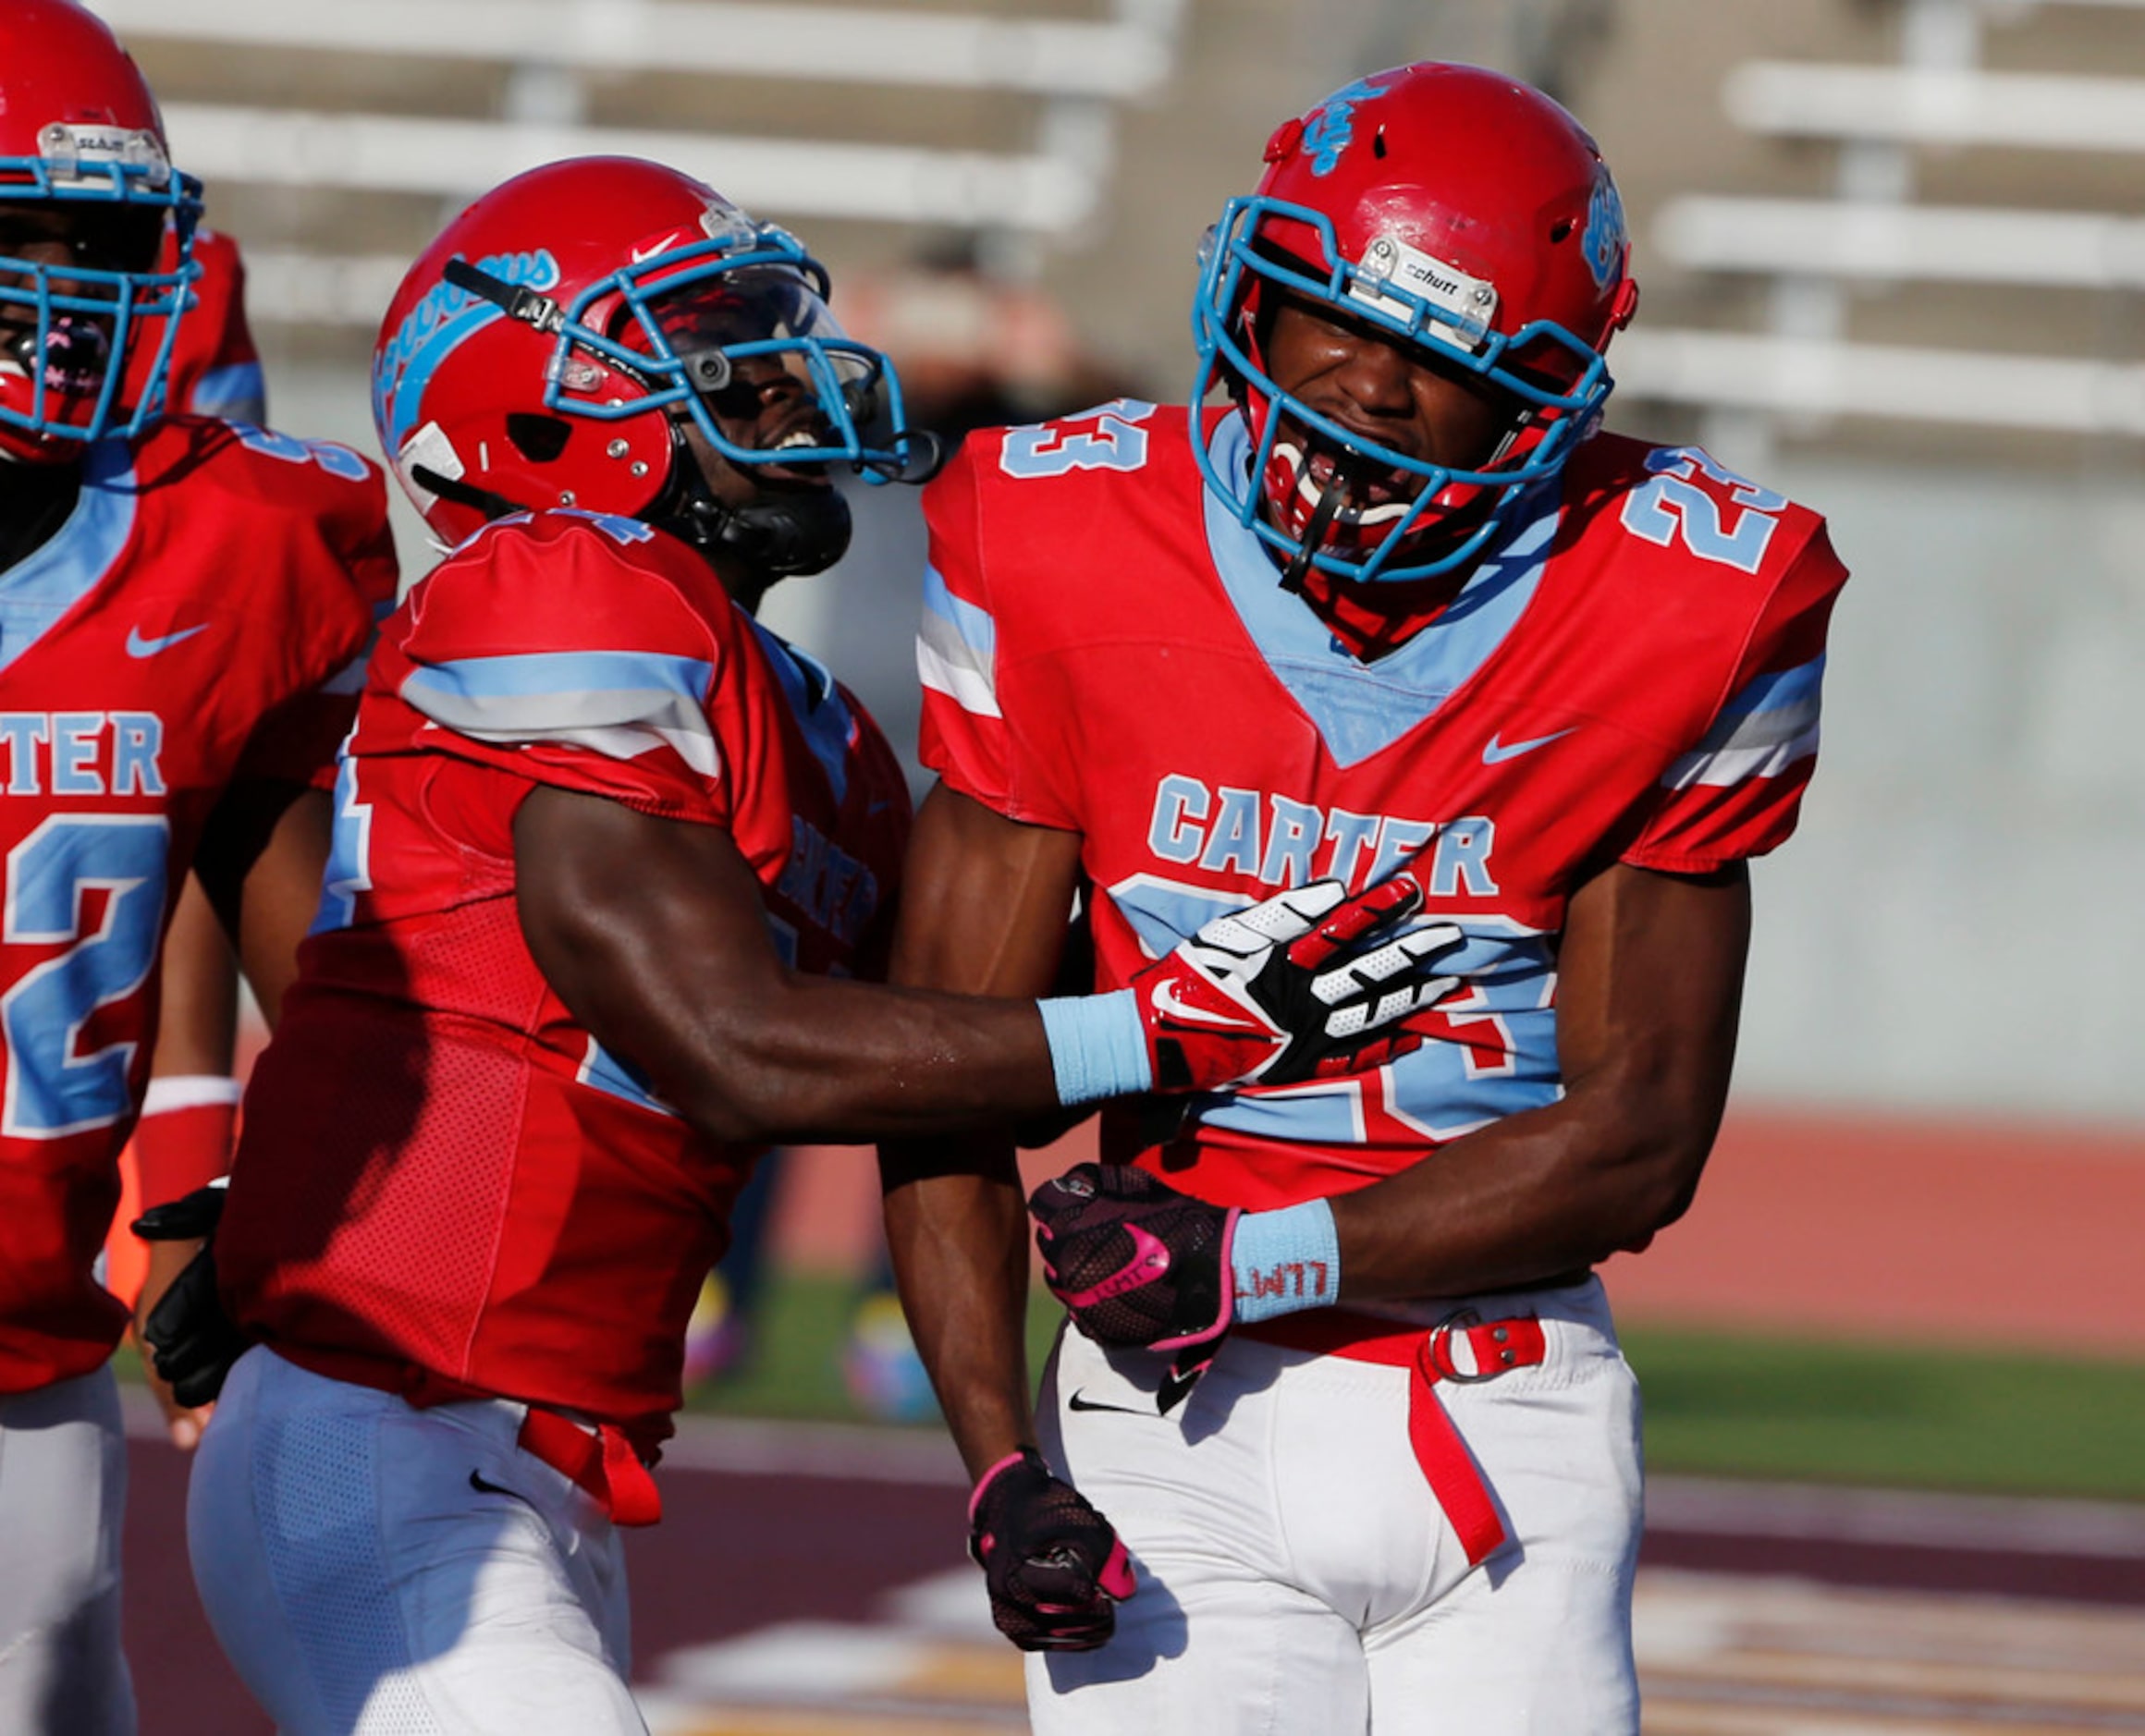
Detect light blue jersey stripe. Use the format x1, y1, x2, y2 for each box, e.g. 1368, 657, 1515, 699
1665, 654, 1826, 789
405, 649, 713, 704
401, 648, 720, 772
187, 361, 267, 422
921, 562, 996, 660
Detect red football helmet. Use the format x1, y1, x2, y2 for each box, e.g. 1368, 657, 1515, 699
372, 156, 930, 572
1192, 63, 1639, 583
0, 0, 202, 461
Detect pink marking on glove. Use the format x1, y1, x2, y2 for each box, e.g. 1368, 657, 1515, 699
1097, 1535, 1136, 1601
1057, 1222, 1173, 1309
1143, 1205, 1241, 1354
969, 1449, 1029, 1524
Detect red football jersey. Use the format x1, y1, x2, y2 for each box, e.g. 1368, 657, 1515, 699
218, 510, 910, 1449
920, 402, 1846, 1212
0, 418, 396, 1393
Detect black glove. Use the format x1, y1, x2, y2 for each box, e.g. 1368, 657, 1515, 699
968, 1447, 1134, 1651
132, 1184, 250, 1409
1031, 1162, 1237, 1413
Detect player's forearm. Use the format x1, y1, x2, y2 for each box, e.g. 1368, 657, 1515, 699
657, 977, 1068, 1145
230, 785, 333, 1027
1323, 859, 1748, 1302
1328, 1068, 1722, 1301
881, 1150, 1037, 1479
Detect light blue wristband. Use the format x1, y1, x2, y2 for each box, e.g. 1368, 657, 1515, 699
1037, 989, 1154, 1106
1231, 1198, 1342, 1324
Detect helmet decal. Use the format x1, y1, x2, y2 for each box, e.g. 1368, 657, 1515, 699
1582, 172, 1627, 291
374, 248, 559, 453
1300, 76, 1392, 177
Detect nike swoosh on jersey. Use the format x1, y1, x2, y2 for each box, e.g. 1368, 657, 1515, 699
126, 623, 211, 658
1481, 726, 1576, 764
1149, 979, 1245, 1028
1066, 1390, 1153, 1417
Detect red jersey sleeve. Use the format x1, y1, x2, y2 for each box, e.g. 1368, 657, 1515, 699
171, 229, 266, 423
914, 439, 1079, 828
1622, 520, 1849, 874
225, 436, 400, 788
386, 513, 734, 827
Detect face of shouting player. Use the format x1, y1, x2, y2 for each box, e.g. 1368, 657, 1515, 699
0, 199, 163, 459
1257, 291, 1513, 543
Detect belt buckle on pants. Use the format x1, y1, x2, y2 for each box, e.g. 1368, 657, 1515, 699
1409, 1307, 1547, 1567
514, 1408, 664, 1527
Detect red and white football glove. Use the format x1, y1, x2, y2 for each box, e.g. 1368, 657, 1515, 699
1131, 876, 1463, 1093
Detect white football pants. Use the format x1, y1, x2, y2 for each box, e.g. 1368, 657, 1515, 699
0, 1365, 135, 1736
1030, 1277, 1644, 1735
189, 1347, 644, 1735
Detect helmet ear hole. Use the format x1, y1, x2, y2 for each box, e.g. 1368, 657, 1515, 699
505, 412, 571, 464
1549, 217, 1575, 244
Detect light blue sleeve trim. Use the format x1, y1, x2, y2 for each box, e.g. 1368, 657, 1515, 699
1231, 1198, 1341, 1324
1036, 989, 1152, 1106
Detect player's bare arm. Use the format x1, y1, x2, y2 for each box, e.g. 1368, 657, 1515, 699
151, 880, 241, 1077
129, 881, 239, 1445
873, 788, 1146, 1653
190, 778, 333, 1026
877, 784, 1085, 1480
518, 781, 1057, 1143
1330, 858, 1749, 1299
516, 776, 1441, 1148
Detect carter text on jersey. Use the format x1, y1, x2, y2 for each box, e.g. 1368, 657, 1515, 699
0, 711, 166, 798
1146, 773, 1499, 895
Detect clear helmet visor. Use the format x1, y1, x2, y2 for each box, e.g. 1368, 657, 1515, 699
627, 263, 904, 471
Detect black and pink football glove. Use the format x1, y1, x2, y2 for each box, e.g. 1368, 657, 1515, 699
1031, 1162, 1238, 1413
968, 1447, 1134, 1651
1129, 877, 1463, 1094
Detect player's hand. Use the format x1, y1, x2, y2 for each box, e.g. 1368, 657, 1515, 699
968, 1447, 1134, 1651
1129, 876, 1463, 1093
133, 1184, 250, 1412
1030, 1162, 1235, 1413
132, 1236, 216, 1449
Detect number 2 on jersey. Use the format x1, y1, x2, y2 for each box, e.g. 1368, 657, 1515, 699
1619, 446, 1785, 573
2, 815, 169, 1138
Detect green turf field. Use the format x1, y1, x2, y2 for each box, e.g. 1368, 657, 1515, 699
680, 1273, 2145, 1502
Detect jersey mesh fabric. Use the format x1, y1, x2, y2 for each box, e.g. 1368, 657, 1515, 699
257, 1411, 440, 1732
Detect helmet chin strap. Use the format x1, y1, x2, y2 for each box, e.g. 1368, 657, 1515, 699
1280, 476, 1346, 594
649, 431, 854, 581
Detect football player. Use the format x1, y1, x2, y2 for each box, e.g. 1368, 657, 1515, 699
101, 219, 272, 1448
882, 63, 1848, 1730
172, 155, 1455, 1735
0, 6, 397, 1732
